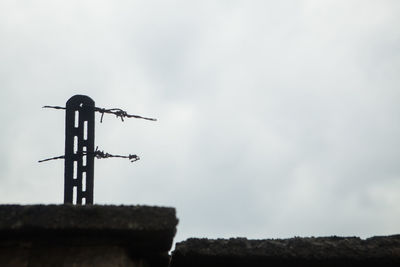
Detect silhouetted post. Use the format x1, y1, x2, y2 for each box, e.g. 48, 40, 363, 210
40, 94, 155, 204
64, 95, 95, 205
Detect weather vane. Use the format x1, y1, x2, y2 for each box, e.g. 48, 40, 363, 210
40, 95, 156, 205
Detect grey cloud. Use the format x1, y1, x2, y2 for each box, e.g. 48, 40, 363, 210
0, 1, 399, 243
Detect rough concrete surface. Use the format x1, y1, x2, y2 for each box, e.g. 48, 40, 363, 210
0, 204, 178, 267
0, 204, 177, 250
171, 235, 400, 267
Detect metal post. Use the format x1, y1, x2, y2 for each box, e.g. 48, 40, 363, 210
64, 95, 95, 205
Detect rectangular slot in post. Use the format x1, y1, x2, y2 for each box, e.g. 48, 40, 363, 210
82, 172, 86, 191
74, 136, 78, 154
82, 146, 87, 166
74, 111, 79, 128
73, 161, 77, 179
73, 186, 77, 204
83, 121, 88, 140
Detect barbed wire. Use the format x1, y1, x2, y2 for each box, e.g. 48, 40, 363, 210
38, 155, 65, 163
93, 146, 139, 162
38, 147, 140, 163
42, 105, 157, 123
93, 107, 156, 122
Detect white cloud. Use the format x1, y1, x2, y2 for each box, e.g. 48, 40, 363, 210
0, 0, 399, 242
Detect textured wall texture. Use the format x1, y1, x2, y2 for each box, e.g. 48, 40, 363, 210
0, 205, 178, 267
171, 236, 400, 267
1, 205, 399, 266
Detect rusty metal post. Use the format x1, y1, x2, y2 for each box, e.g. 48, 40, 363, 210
64, 95, 95, 205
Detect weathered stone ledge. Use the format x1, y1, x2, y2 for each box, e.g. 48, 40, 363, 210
171, 235, 400, 267
0, 204, 178, 267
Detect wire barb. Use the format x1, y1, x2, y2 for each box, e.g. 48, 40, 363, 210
93, 146, 140, 162
43, 105, 157, 123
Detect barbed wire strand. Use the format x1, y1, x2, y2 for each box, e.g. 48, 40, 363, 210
38, 155, 65, 163
42, 105, 157, 122
43, 105, 66, 110
93, 146, 140, 162
38, 147, 140, 163
93, 107, 156, 122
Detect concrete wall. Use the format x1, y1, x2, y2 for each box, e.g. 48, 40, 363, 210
171, 236, 400, 267
0, 205, 178, 267
1, 205, 399, 266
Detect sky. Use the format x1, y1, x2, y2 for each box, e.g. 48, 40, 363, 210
0, 1, 399, 243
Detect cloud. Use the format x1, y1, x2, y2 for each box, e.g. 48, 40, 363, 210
0, 1, 399, 242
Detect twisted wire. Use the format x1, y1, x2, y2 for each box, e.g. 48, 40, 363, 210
43, 105, 157, 122
39, 147, 140, 163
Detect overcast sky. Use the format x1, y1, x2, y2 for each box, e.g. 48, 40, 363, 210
0, 1, 399, 243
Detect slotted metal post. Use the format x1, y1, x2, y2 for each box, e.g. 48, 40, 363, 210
64, 95, 95, 205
